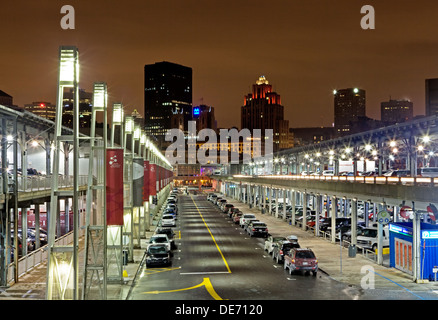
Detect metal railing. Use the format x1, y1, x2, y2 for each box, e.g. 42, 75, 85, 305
6, 230, 81, 285
237, 174, 438, 186
0, 175, 89, 195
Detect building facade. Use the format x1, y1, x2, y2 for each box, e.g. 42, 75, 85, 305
144, 61, 192, 150
381, 99, 413, 124
241, 76, 289, 152
192, 104, 217, 132
333, 88, 366, 136
62, 88, 93, 130
425, 78, 438, 117
24, 102, 56, 122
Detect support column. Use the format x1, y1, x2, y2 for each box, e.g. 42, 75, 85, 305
331, 196, 338, 244
282, 189, 287, 221
302, 191, 308, 231
349, 198, 358, 257
291, 189, 296, 226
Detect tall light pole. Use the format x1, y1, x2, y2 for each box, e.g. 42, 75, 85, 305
46, 46, 80, 300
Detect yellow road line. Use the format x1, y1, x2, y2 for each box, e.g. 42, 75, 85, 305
190, 194, 232, 274
143, 277, 225, 300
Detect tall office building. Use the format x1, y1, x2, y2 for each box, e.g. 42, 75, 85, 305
192, 104, 217, 132
425, 78, 438, 117
24, 102, 56, 121
333, 88, 366, 136
0, 90, 13, 106
381, 99, 413, 124
241, 76, 289, 152
144, 61, 192, 150
62, 88, 93, 129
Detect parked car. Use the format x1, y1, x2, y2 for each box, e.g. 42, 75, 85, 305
247, 221, 268, 237
322, 170, 334, 176
320, 217, 351, 232
148, 234, 172, 252
222, 203, 234, 214
228, 207, 240, 218
166, 203, 178, 214
384, 169, 410, 177
155, 228, 177, 249
243, 219, 259, 233
218, 199, 227, 208
418, 167, 438, 177
337, 225, 366, 241
239, 213, 257, 228
357, 226, 389, 251
232, 211, 243, 224
145, 244, 172, 268
161, 214, 176, 227
264, 235, 287, 255
163, 208, 177, 217
214, 197, 222, 205
284, 248, 318, 276
272, 240, 300, 264
239, 213, 256, 228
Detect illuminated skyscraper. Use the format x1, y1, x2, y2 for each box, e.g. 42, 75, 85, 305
241, 76, 289, 152
144, 61, 192, 150
333, 88, 366, 136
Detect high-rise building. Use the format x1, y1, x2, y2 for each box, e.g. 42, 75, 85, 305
144, 61, 192, 150
24, 102, 56, 121
62, 88, 93, 129
0, 90, 13, 107
241, 76, 289, 152
425, 78, 438, 117
381, 99, 413, 124
192, 105, 217, 132
333, 88, 366, 136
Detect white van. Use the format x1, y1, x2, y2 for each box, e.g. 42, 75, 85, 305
357, 226, 389, 251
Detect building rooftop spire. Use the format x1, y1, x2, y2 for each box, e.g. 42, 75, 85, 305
256, 75, 269, 85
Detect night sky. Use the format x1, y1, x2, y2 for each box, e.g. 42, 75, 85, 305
2, 1, 438, 129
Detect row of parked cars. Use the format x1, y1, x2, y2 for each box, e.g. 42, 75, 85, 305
207, 192, 319, 276
145, 188, 180, 268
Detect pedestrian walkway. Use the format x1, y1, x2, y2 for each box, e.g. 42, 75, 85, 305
220, 194, 438, 298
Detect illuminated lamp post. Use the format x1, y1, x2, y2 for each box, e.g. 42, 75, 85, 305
46, 46, 80, 300
82, 82, 110, 299
123, 115, 134, 263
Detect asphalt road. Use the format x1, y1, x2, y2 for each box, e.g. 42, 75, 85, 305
128, 193, 374, 301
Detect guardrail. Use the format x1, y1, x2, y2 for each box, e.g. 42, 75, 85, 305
0, 175, 89, 195
234, 174, 438, 186
7, 230, 79, 285
295, 221, 385, 265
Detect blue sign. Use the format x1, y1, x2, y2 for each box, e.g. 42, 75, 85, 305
193, 107, 200, 117
389, 224, 412, 237
422, 230, 438, 239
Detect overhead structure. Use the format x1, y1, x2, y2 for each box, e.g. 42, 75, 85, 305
46, 46, 80, 300
82, 82, 108, 299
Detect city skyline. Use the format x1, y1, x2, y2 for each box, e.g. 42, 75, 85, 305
1, 1, 438, 129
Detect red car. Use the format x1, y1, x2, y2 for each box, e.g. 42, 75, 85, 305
283, 248, 318, 276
